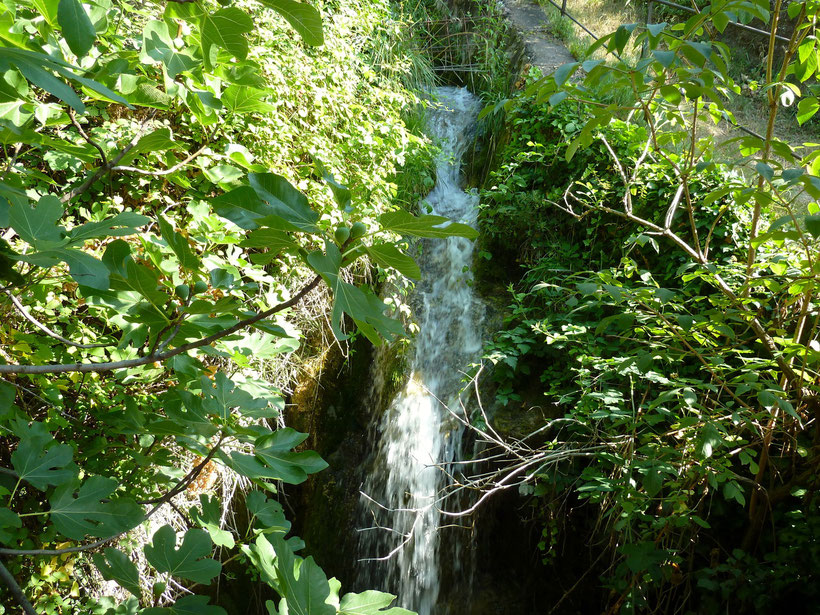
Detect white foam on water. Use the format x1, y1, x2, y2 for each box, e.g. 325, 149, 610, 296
359, 86, 484, 615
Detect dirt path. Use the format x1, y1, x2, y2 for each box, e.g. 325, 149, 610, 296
501, 0, 575, 75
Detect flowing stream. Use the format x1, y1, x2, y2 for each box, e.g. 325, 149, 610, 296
359, 86, 485, 615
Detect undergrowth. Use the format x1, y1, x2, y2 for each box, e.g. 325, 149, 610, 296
476, 73, 820, 613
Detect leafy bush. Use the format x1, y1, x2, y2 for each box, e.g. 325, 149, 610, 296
475, 11, 820, 606
0, 0, 470, 612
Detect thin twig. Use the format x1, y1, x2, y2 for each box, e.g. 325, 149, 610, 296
4, 290, 112, 349
563, 180, 801, 387
61, 110, 158, 204
0, 143, 23, 182
68, 108, 108, 168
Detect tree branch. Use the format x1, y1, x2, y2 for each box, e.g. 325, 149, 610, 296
0, 557, 37, 615
137, 434, 226, 505
111, 143, 209, 177
4, 290, 112, 349
0, 275, 322, 374
563, 186, 801, 387
68, 108, 108, 169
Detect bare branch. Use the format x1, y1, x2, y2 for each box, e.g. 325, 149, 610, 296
4, 290, 112, 349
0, 558, 37, 615
663, 184, 685, 230
0, 274, 322, 374
69, 108, 108, 169
112, 143, 209, 177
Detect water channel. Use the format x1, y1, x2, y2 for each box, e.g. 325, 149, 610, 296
358, 86, 486, 615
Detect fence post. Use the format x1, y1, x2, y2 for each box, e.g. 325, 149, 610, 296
561, 0, 567, 16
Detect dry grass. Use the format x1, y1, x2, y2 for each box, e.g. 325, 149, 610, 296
563, 0, 641, 40
537, 0, 642, 59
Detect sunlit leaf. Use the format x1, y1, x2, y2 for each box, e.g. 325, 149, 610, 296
57, 0, 96, 58
201, 7, 253, 62
144, 525, 222, 584
259, 0, 323, 46
378, 210, 477, 239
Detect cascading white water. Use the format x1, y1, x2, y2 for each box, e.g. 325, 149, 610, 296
359, 86, 485, 615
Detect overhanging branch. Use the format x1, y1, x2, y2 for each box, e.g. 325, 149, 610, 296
0, 275, 322, 374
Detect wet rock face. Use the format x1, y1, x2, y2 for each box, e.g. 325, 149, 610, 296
284, 332, 376, 587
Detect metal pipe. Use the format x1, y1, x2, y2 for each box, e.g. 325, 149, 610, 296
538, 0, 769, 146
542, 0, 601, 44
651, 0, 790, 43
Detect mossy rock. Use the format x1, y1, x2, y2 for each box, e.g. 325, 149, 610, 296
491, 401, 559, 441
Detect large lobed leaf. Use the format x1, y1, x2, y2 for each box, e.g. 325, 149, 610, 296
49, 476, 143, 540
254, 428, 329, 484
365, 244, 421, 280
144, 525, 222, 585
0, 47, 129, 113
307, 242, 405, 344
11, 438, 74, 491
141, 20, 198, 78
189, 494, 235, 549
212, 173, 318, 232
139, 595, 227, 615
92, 548, 142, 598
259, 0, 324, 46
10, 420, 75, 491
338, 591, 415, 615
201, 7, 253, 63
269, 535, 336, 615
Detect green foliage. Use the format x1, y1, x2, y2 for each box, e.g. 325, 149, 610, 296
242, 534, 411, 615
476, 3, 820, 611
0, 0, 448, 611
143, 526, 221, 585
92, 548, 142, 599
49, 476, 144, 541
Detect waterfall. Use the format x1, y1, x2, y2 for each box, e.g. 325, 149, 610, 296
358, 86, 485, 615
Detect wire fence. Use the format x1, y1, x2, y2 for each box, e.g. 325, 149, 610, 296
648, 0, 790, 43
540, 0, 774, 140
409, 17, 493, 73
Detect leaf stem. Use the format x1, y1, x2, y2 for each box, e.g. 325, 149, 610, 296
7, 478, 21, 507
